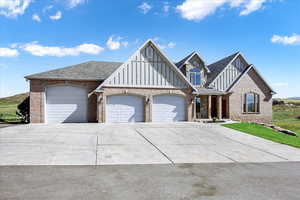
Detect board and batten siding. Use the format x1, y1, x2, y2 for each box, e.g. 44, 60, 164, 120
105, 44, 188, 88
210, 56, 248, 91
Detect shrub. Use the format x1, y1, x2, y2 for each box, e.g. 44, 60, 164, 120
16, 97, 30, 123
0, 114, 4, 122
273, 99, 284, 105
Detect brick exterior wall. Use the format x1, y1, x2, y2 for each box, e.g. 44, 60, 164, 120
29, 67, 272, 124
228, 68, 273, 124
96, 87, 195, 123
29, 79, 100, 123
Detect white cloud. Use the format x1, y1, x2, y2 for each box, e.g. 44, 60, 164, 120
176, 0, 271, 21
0, 47, 19, 57
273, 82, 289, 87
106, 36, 128, 50
0, 0, 33, 18
50, 11, 62, 20
151, 37, 160, 42
138, 2, 152, 14
151, 37, 176, 49
43, 5, 53, 13
240, 0, 266, 16
67, 0, 86, 8
32, 13, 41, 22
167, 42, 176, 48
163, 2, 170, 14
271, 34, 300, 45
121, 41, 129, 48
20, 42, 104, 57
157, 41, 176, 49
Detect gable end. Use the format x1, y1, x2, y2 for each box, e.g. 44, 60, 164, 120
98, 40, 195, 89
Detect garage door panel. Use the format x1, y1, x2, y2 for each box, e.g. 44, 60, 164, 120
46, 86, 88, 123
106, 95, 144, 123
152, 95, 186, 122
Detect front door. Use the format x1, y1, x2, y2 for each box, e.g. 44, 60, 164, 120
211, 96, 218, 118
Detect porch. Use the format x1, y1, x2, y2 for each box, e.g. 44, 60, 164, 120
193, 89, 230, 121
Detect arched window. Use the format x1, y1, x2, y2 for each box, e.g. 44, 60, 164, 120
243, 92, 260, 113
189, 68, 201, 86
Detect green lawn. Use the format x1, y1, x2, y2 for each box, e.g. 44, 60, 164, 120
0, 102, 21, 122
223, 122, 300, 149
0, 93, 28, 123
273, 104, 300, 135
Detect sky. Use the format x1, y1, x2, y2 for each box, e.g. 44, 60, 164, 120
0, 0, 299, 98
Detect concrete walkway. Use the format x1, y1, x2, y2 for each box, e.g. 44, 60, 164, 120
1, 123, 300, 165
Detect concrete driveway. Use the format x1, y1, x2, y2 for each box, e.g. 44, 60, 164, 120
1, 123, 300, 165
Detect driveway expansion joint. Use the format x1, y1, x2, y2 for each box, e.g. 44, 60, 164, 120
95, 136, 99, 166
135, 128, 175, 165
212, 129, 289, 161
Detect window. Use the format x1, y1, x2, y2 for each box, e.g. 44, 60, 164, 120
243, 93, 260, 113
145, 45, 153, 59
189, 68, 201, 86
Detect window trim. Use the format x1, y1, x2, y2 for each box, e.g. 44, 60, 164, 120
243, 92, 260, 114
188, 68, 202, 86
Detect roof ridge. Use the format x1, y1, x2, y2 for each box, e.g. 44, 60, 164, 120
25, 61, 123, 78
208, 52, 240, 67
25, 61, 123, 81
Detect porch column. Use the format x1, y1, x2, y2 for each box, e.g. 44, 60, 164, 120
208, 95, 212, 119
217, 96, 222, 119
145, 95, 152, 122
96, 93, 103, 123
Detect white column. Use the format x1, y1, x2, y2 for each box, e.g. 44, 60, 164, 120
217, 96, 222, 119
208, 95, 212, 119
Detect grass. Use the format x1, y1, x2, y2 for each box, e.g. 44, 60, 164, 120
273, 104, 300, 135
223, 122, 300, 149
275, 98, 300, 104
0, 93, 28, 123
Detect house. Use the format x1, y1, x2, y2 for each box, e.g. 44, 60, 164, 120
25, 40, 275, 124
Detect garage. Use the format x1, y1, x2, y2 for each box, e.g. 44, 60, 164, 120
152, 95, 186, 122
106, 95, 144, 123
46, 85, 88, 123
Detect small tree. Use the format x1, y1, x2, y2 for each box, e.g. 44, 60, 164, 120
16, 97, 30, 123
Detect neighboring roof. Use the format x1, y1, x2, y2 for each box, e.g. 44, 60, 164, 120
206, 52, 240, 86
227, 65, 276, 94
193, 87, 227, 95
95, 39, 197, 92
25, 61, 122, 81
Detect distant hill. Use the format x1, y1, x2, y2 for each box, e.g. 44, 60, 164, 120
0, 93, 29, 104
288, 97, 300, 100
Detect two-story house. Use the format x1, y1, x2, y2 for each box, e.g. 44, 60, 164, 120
25, 39, 275, 124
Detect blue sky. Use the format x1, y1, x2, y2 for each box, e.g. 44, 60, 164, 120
0, 0, 299, 98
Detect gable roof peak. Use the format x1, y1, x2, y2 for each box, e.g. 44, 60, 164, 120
95, 39, 197, 92
175, 51, 209, 72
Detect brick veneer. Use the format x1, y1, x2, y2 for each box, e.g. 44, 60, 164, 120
96, 87, 194, 123
228, 68, 273, 124
29, 79, 100, 123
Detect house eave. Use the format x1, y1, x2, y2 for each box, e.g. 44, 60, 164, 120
25, 77, 104, 82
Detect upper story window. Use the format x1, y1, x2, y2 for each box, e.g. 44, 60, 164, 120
189, 68, 201, 86
243, 92, 260, 113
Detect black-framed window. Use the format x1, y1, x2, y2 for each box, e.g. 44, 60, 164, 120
243, 93, 260, 113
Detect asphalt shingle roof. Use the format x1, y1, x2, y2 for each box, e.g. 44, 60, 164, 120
206, 52, 240, 86
175, 52, 196, 68
25, 61, 122, 81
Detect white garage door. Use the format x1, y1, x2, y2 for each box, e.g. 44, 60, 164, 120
46, 85, 88, 123
106, 95, 144, 123
152, 95, 186, 122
